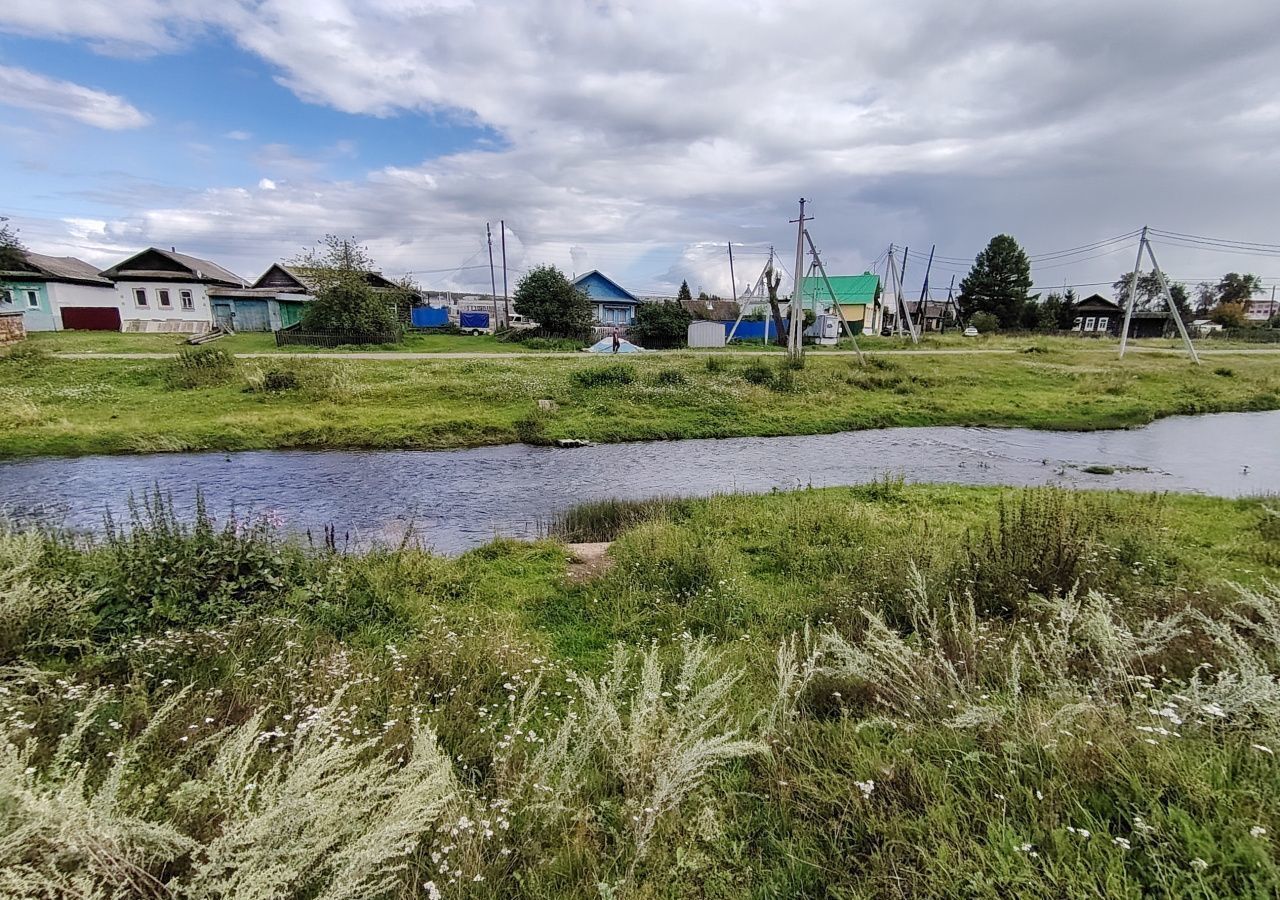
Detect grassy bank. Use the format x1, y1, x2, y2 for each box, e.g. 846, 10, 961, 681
2, 337, 1279, 457
4, 484, 1280, 897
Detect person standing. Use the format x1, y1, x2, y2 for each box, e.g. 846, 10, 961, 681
611, 328, 621, 354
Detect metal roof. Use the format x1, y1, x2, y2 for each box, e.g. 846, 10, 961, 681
799, 272, 880, 308
100, 247, 246, 287
1, 252, 112, 285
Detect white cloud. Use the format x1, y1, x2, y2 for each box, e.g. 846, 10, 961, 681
0, 64, 150, 130
225, 129, 252, 140
7, 1, 1280, 296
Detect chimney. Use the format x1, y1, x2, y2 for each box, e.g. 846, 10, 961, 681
171, 246, 176, 252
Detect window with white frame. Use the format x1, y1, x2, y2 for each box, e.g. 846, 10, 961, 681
134, 288, 148, 307
1084, 316, 1096, 331
180, 290, 193, 310
26, 290, 39, 309
1096, 316, 1109, 332
158, 289, 171, 307
1073, 317, 1082, 331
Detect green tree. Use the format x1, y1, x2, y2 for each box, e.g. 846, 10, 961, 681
0, 222, 26, 271
1113, 270, 1191, 319
676, 280, 693, 306
1038, 293, 1064, 332
958, 235, 1033, 329
293, 235, 402, 335
1211, 302, 1247, 328
630, 299, 693, 348
512, 264, 594, 337
1058, 287, 1079, 329
1217, 273, 1263, 305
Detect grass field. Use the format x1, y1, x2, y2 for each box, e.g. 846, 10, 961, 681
2, 335, 1279, 458
4, 484, 1280, 897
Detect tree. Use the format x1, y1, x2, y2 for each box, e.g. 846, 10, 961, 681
292, 235, 402, 335
1058, 287, 1079, 329
764, 262, 786, 346
1210, 302, 1247, 328
0, 222, 26, 271
1038, 293, 1064, 332
958, 235, 1033, 329
630, 299, 692, 348
1216, 273, 1263, 306
676, 280, 693, 306
1113, 269, 1190, 320
512, 264, 594, 337
1194, 282, 1217, 316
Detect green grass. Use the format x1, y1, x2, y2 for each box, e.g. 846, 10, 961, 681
2, 336, 1280, 457
25, 329, 561, 355
5, 485, 1280, 897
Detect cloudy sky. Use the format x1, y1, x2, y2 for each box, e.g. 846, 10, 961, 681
2, 0, 1280, 299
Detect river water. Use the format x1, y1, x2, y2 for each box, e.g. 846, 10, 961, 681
0, 410, 1276, 553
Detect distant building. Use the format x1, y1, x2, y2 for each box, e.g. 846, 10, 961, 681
1245, 295, 1279, 322
1073, 294, 1170, 338
679, 297, 740, 320
0, 252, 117, 331
797, 271, 882, 334
100, 247, 246, 334
573, 270, 640, 327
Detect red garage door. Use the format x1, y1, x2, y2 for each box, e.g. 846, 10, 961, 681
61, 307, 122, 331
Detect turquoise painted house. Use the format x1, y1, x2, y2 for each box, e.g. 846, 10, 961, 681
572, 270, 640, 327
0, 253, 119, 331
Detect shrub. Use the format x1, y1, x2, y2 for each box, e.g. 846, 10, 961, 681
162, 347, 236, 389
548, 496, 691, 542
630, 299, 693, 348
1214, 366, 1236, 378
741, 361, 773, 385
704, 355, 728, 373
262, 368, 299, 391
969, 311, 1000, 333
653, 368, 687, 386
571, 364, 636, 388
91, 492, 291, 633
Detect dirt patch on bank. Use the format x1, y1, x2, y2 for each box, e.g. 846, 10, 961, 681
566, 541, 613, 582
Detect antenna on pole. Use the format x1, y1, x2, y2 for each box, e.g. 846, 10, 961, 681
500, 220, 509, 322
1119, 226, 1199, 363
788, 199, 808, 362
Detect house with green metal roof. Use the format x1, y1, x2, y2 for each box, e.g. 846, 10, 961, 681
797, 271, 883, 334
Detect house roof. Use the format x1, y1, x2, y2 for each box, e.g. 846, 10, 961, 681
679, 298, 740, 320
1, 251, 113, 286
799, 272, 880, 309
1076, 294, 1124, 313
250, 262, 417, 297
100, 247, 246, 287
572, 270, 640, 305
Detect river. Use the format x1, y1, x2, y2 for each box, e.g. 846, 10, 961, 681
0, 410, 1276, 553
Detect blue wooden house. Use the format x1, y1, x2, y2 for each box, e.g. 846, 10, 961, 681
572, 270, 640, 327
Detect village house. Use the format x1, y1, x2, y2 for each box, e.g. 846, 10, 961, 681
209, 263, 425, 331
798, 271, 883, 334
573, 270, 640, 327
99, 248, 247, 334
0, 252, 118, 331
1072, 294, 1170, 338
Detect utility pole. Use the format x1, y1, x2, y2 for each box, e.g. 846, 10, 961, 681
500, 220, 509, 322
486, 222, 499, 327
789, 198, 808, 361
1119, 225, 1199, 363
727, 240, 737, 308
897, 248, 909, 336
915, 244, 935, 333
805, 229, 864, 364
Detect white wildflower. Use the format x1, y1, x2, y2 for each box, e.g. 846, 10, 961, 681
1251, 826, 1267, 838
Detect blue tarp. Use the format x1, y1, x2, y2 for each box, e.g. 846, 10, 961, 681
459, 311, 490, 329
722, 318, 789, 342
587, 337, 645, 353
411, 306, 450, 327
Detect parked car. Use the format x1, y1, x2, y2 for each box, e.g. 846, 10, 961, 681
963, 325, 980, 337
509, 313, 538, 330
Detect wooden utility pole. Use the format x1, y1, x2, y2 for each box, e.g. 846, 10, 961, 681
500, 220, 509, 322
486, 222, 499, 327
788, 198, 808, 360
915, 245, 935, 333
805, 229, 864, 364
727, 240, 737, 309
1119, 225, 1199, 363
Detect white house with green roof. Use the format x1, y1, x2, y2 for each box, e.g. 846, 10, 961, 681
797, 271, 883, 334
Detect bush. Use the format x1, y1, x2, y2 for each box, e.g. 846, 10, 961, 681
630, 299, 693, 349
704, 356, 729, 373
741, 361, 774, 385
653, 368, 687, 386
571, 364, 637, 388
162, 347, 236, 389
969, 311, 1000, 333
263, 369, 299, 391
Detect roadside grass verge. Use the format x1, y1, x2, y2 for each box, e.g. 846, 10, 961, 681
4, 484, 1280, 896
3, 341, 1280, 457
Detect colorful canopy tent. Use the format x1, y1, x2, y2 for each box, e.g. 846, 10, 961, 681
586, 337, 645, 353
